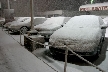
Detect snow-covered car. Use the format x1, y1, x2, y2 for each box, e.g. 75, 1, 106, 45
4, 17, 30, 28
0, 17, 5, 26
49, 15, 107, 56
34, 17, 71, 39
9, 17, 47, 33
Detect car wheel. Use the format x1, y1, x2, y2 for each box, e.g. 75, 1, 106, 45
20, 26, 29, 34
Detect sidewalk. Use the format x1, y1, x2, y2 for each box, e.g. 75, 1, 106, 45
0, 28, 56, 72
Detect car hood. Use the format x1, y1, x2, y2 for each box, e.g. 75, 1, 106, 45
49, 27, 102, 52
50, 27, 102, 41
34, 23, 62, 31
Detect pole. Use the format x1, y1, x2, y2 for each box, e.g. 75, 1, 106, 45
30, 0, 34, 30
20, 30, 22, 45
64, 48, 68, 72
7, 0, 10, 9
7, 0, 10, 16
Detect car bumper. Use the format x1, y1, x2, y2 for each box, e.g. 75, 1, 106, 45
49, 46, 98, 56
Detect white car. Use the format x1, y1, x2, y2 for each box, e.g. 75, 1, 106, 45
9, 17, 47, 33
49, 15, 107, 56
34, 17, 71, 39
0, 17, 5, 26
4, 17, 30, 28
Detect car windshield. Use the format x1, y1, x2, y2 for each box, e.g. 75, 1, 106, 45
64, 15, 101, 28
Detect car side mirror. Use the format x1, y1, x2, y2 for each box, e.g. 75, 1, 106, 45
101, 24, 108, 29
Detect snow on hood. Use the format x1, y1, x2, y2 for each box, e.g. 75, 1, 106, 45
64, 15, 103, 28
10, 17, 46, 26
50, 27, 102, 41
34, 17, 71, 31
49, 15, 103, 52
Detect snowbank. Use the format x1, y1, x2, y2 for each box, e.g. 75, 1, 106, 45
49, 15, 103, 52
34, 17, 71, 31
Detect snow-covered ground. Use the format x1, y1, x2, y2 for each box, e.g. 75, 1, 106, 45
0, 27, 57, 72
1, 26, 108, 72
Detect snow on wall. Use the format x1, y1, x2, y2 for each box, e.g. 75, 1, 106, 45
79, 2, 108, 11
49, 15, 103, 52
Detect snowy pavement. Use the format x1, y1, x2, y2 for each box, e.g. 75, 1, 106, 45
0, 27, 57, 72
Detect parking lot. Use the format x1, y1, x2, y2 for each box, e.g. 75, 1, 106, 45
1, 27, 108, 72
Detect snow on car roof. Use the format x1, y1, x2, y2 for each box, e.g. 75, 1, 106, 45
64, 15, 103, 28
34, 17, 71, 30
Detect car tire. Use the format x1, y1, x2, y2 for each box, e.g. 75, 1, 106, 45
20, 26, 29, 34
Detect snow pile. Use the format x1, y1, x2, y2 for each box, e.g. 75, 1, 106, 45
49, 15, 103, 52
34, 17, 71, 31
